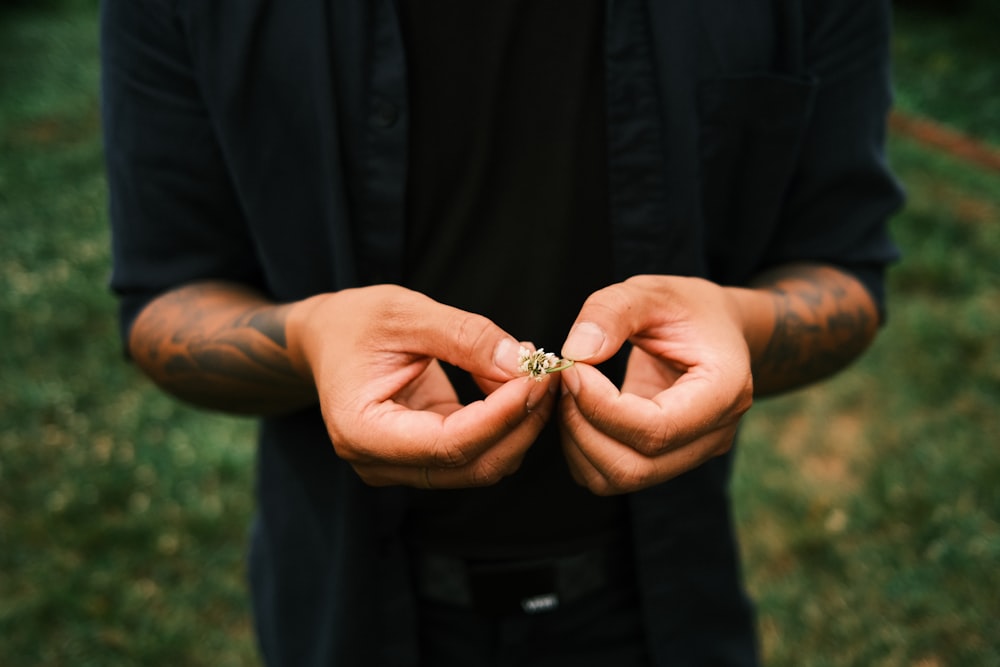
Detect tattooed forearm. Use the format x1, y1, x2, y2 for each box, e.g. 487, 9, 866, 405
130, 282, 315, 414
752, 265, 879, 396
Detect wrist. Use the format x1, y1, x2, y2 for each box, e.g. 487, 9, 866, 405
723, 285, 777, 367
284, 292, 336, 384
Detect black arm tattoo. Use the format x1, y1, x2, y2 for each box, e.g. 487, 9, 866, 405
755, 267, 876, 394
133, 284, 314, 414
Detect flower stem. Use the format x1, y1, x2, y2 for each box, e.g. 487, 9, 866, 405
544, 360, 575, 374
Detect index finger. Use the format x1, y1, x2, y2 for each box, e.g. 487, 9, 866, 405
378, 290, 525, 382
562, 363, 750, 456
335, 373, 553, 467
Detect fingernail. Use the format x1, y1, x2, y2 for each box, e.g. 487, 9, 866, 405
561, 366, 580, 395
562, 322, 605, 361
493, 338, 518, 374
526, 377, 549, 411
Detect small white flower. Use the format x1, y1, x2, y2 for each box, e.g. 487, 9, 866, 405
517, 346, 574, 381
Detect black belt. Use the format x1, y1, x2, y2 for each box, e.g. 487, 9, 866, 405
411, 542, 632, 616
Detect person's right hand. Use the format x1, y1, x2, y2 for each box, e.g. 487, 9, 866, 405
286, 285, 556, 489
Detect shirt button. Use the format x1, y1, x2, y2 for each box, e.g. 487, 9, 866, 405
373, 101, 399, 128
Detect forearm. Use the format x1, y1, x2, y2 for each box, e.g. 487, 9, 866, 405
731, 263, 881, 397
128, 281, 317, 415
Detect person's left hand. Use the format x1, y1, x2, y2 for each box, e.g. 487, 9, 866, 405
557, 274, 756, 495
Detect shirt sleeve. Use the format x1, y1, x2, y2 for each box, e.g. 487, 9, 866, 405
101, 0, 265, 352
763, 0, 904, 311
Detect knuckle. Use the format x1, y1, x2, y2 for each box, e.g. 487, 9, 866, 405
365, 285, 424, 336
631, 440, 661, 458
470, 457, 519, 487
325, 413, 375, 464
452, 312, 497, 354
428, 436, 471, 468
736, 382, 754, 416
329, 436, 364, 464
604, 456, 649, 493
558, 394, 582, 425
525, 406, 550, 433
624, 411, 677, 457
353, 467, 386, 487
470, 467, 500, 487
581, 287, 633, 324
588, 478, 617, 497
711, 430, 737, 457
622, 274, 655, 292
369, 285, 408, 318
633, 421, 673, 457
578, 396, 612, 429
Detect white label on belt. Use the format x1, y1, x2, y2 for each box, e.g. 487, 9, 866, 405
521, 593, 560, 614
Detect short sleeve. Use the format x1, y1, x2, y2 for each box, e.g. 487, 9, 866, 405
764, 0, 904, 310
101, 0, 264, 351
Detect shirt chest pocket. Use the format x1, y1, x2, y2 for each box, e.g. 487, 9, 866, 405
697, 74, 817, 284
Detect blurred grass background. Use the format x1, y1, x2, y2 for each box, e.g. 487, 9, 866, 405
1, 1, 997, 665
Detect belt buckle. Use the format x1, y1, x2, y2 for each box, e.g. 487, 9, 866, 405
467, 559, 560, 616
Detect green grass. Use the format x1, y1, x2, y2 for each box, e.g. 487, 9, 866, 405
1, 3, 258, 664
1, 2, 998, 665
892, 0, 1000, 145
734, 133, 1000, 665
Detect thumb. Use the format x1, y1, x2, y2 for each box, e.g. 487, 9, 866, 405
561, 284, 638, 363
561, 321, 608, 363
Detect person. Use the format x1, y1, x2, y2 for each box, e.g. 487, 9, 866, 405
100, 0, 902, 665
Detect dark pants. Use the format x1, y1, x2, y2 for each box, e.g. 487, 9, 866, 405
413, 551, 650, 667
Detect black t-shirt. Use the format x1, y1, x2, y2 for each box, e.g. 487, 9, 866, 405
398, 0, 628, 559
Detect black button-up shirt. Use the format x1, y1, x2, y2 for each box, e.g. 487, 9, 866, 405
101, 1, 902, 664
